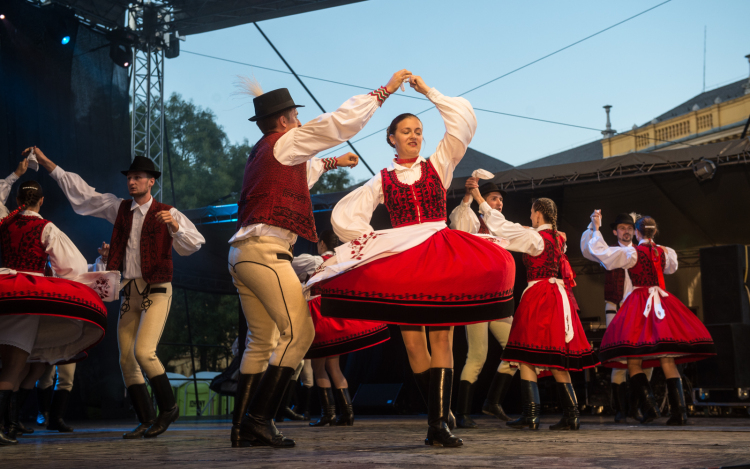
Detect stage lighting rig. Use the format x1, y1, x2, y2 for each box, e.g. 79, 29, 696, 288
105, 27, 137, 69
692, 158, 717, 182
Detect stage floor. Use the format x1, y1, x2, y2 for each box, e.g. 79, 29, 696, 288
3, 415, 750, 468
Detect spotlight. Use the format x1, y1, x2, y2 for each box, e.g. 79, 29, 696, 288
109, 42, 132, 68
0, 15, 5, 20
693, 157, 717, 182
61, 36, 71, 45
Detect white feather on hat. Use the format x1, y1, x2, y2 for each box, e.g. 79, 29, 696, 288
234, 75, 264, 98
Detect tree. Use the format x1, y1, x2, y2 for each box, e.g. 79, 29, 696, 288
310, 168, 354, 195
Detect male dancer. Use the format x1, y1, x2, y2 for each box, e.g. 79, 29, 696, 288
35, 364, 76, 432
35, 148, 205, 439
581, 212, 651, 422
449, 176, 516, 427
229, 70, 410, 448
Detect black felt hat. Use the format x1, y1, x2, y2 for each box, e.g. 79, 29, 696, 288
248, 88, 304, 122
121, 155, 161, 179
479, 181, 507, 199
609, 212, 635, 230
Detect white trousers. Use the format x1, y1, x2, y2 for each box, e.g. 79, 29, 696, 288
37, 363, 76, 392
460, 316, 516, 383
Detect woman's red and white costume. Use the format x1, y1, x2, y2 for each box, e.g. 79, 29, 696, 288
305, 88, 515, 326
585, 231, 715, 368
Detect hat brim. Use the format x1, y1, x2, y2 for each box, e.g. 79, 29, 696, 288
122, 170, 161, 179
249, 104, 304, 122
480, 189, 507, 199
609, 221, 634, 230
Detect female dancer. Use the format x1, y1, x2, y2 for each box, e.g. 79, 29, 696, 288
482, 197, 598, 431
306, 76, 516, 447
0, 176, 112, 445
301, 230, 390, 427
585, 211, 715, 425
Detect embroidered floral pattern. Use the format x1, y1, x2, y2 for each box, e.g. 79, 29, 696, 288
523, 230, 564, 282
92, 276, 111, 300
381, 161, 447, 228
349, 232, 380, 260
477, 217, 491, 235
0, 215, 51, 273
629, 246, 666, 286
321, 287, 514, 303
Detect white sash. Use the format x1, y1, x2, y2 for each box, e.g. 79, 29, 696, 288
524, 277, 574, 344
635, 285, 668, 320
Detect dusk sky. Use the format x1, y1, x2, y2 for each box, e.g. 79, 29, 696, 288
164, 0, 750, 182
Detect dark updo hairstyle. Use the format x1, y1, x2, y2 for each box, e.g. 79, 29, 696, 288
532, 197, 563, 255
635, 216, 658, 240
319, 229, 340, 252
386, 113, 421, 148
16, 180, 44, 209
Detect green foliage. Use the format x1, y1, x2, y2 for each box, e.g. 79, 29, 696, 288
310, 168, 354, 194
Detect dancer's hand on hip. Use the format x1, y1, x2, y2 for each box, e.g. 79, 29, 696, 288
386, 69, 413, 94
156, 210, 179, 232
336, 152, 359, 168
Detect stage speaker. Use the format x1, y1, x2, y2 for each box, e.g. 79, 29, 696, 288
695, 323, 750, 388
699, 244, 750, 325
353, 383, 402, 409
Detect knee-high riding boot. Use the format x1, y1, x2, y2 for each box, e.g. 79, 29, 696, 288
277, 378, 305, 422
333, 387, 354, 426
0, 390, 18, 446
482, 372, 513, 421
612, 382, 629, 423
239, 365, 296, 447
666, 377, 688, 426
36, 385, 53, 426
506, 379, 540, 430
12, 388, 34, 435
47, 390, 74, 432
231, 372, 263, 448
123, 383, 156, 439
414, 369, 456, 431
455, 380, 477, 429
630, 373, 660, 424
310, 387, 336, 427
144, 374, 179, 438
549, 382, 580, 430
425, 368, 462, 447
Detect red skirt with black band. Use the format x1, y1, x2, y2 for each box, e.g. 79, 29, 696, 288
599, 287, 715, 368
318, 229, 516, 326
305, 296, 390, 359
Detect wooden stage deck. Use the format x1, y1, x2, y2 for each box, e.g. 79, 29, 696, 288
3, 415, 749, 468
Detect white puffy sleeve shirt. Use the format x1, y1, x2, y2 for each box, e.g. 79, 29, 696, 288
587, 230, 678, 274
49, 166, 205, 280
449, 198, 481, 234
332, 88, 477, 242
0, 172, 19, 218
475, 203, 545, 255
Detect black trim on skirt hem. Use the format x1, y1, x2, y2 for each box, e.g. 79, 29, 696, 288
305, 327, 390, 359
599, 341, 716, 365
0, 299, 108, 331
502, 346, 600, 371
320, 297, 515, 326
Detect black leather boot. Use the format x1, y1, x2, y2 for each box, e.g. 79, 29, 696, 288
0, 390, 18, 446
36, 385, 53, 426
612, 382, 629, 423
631, 373, 660, 424
310, 387, 336, 427
231, 372, 263, 448
13, 388, 34, 434
292, 385, 312, 420
144, 374, 179, 438
425, 368, 462, 447
333, 388, 354, 426
414, 369, 456, 430
123, 383, 155, 439
277, 378, 305, 422
46, 390, 74, 432
482, 372, 513, 421
506, 379, 540, 430
6, 392, 21, 439
239, 365, 296, 447
549, 382, 580, 430
455, 380, 477, 429
666, 377, 688, 426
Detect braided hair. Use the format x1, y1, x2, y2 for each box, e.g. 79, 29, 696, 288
635, 216, 658, 242
0, 181, 43, 229
532, 197, 562, 255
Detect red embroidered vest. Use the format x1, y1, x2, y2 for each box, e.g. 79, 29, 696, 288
381, 161, 447, 228
604, 268, 627, 305
628, 244, 666, 287
236, 132, 317, 242
0, 215, 51, 273
478, 216, 491, 235
522, 230, 564, 282
107, 199, 174, 284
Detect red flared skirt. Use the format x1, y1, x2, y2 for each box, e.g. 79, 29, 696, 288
502, 281, 599, 371
599, 287, 716, 368
305, 296, 390, 359
0, 273, 108, 363
319, 229, 515, 326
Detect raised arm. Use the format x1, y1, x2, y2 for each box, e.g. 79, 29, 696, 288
274, 71, 412, 166
331, 173, 382, 243
580, 221, 599, 263
165, 208, 205, 256
478, 203, 544, 255
449, 200, 480, 234
422, 83, 477, 189
41, 223, 88, 279
587, 230, 638, 270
